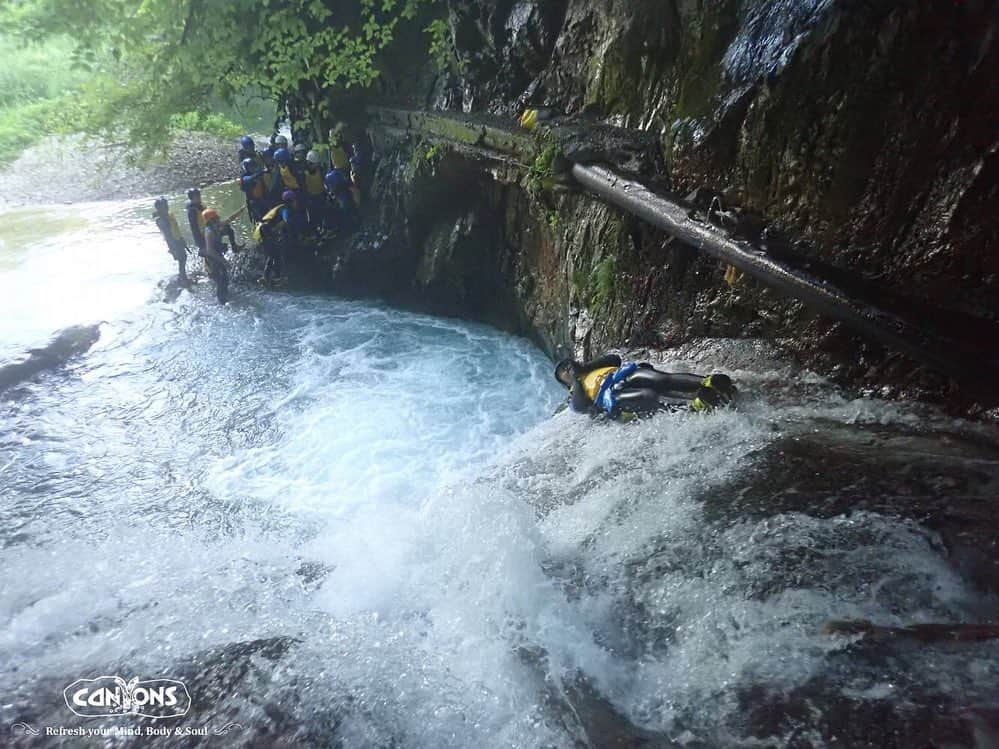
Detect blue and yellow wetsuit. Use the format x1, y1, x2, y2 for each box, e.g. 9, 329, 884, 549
241, 171, 269, 221
567, 354, 728, 417
269, 163, 303, 203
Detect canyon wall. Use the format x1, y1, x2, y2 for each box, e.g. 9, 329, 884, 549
333, 0, 998, 409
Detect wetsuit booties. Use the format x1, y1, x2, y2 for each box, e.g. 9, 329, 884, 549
691, 374, 737, 412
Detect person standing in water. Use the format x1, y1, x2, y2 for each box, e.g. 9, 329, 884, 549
200, 208, 235, 304
554, 353, 736, 419
240, 157, 269, 222
152, 198, 189, 285
238, 135, 265, 171
185, 188, 206, 251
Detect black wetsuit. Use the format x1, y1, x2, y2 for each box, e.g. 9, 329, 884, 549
154, 213, 188, 283
201, 224, 231, 304
568, 354, 704, 417
185, 200, 206, 251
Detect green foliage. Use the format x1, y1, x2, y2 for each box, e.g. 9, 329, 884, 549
168, 111, 244, 139
0, 36, 86, 108
569, 255, 618, 308
591, 255, 618, 309
547, 209, 560, 231
0, 96, 76, 165
425, 18, 451, 71
1, 0, 440, 153
424, 142, 443, 163
526, 142, 559, 196
0, 36, 89, 164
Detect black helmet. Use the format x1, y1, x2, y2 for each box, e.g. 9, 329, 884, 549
187, 187, 201, 199
153, 197, 167, 211
554, 357, 575, 387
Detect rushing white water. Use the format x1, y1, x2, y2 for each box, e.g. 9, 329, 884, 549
1, 188, 998, 748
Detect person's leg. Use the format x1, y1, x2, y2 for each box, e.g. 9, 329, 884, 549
614, 388, 663, 415
215, 271, 228, 304
626, 368, 704, 398
308, 197, 325, 233
177, 254, 188, 283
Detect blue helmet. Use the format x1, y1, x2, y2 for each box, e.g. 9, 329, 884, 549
274, 147, 291, 164
241, 157, 257, 174
324, 168, 348, 191
240, 135, 254, 151
349, 154, 363, 169
281, 189, 297, 203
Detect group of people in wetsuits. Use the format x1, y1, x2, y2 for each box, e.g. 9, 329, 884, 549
152, 125, 369, 302
239, 128, 367, 284
152, 187, 239, 304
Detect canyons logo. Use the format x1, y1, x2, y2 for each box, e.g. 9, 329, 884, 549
63, 676, 191, 719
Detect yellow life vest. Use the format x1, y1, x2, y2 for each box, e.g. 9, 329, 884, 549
519, 109, 539, 130
580, 366, 617, 402
279, 164, 301, 191
167, 214, 184, 242
263, 171, 274, 190
304, 166, 324, 196
247, 175, 266, 200
253, 203, 286, 242
329, 144, 349, 170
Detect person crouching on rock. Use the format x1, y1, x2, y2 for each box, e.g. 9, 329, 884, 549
554, 353, 736, 419
152, 198, 189, 285
253, 190, 307, 285
200, 208, 234, 304
278, 189, 308, 246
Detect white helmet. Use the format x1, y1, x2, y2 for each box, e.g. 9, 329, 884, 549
273, 134, 288, 148
306, 150, 321, 164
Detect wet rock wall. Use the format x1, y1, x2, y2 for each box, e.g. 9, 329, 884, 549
338, 0, 998, 409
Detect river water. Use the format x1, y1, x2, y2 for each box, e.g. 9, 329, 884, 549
1, 186, 997, 748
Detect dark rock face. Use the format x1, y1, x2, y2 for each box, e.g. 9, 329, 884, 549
446, 0, 570, 113
346, 0, 998, 409
518, 0, 998, 326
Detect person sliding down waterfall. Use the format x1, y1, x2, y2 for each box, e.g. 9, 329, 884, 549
253, 190, 307, 285
554, 353, 736, 419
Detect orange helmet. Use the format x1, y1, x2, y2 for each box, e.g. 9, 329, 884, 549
201, 208, 220, 222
